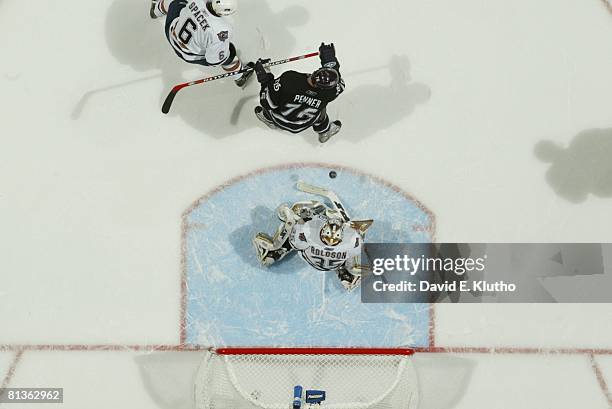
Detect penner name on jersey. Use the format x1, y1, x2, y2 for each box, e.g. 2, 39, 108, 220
293, 94, 322, 109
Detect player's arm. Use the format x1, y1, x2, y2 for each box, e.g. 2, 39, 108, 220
319, 43, 341, 75
255, 59, 285, 112
204, 39, 236, 66
319, 43, 345, 99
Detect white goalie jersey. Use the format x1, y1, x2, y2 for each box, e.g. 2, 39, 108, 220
253, 184, 374, 291
167, 0, 233, 65
289, 214, 363, 273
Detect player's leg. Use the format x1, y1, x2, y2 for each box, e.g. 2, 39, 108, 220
253, 206, 297, 266
312, 109, 342, 143
150, 0, 168, 19
253, 228, 292, 266
253, 234, 291, 266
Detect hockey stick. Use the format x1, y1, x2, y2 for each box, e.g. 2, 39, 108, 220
161, 51, 319, 114
296, 181, 351, 222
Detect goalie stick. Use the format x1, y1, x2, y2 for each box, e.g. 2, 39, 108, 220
161, 51, 319, 114
296, 181, 351, 222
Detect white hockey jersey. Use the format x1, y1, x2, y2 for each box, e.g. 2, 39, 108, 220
167, 0, 233, 65
289, 214, 363, 272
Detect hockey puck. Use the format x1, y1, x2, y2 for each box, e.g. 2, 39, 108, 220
329, 171, 337, 179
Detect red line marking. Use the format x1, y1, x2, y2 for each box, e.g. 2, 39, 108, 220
0, 344, 610, 355
1, 350, 24, 389
589, 354, 612, 406
413, 346, 612, 355
0, 345, 207, 352
180, 217, 188, 346
216, 347, 414, 356
429, 304, 436, 348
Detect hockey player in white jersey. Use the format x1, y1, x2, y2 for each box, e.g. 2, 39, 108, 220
253, 184, 373, 291
150, 0, 254, 87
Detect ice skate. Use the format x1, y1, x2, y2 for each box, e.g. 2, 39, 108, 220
318, 120, 342, 143
255, 106, 278, 129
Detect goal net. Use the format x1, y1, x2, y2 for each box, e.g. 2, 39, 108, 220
195, 348, 419, 409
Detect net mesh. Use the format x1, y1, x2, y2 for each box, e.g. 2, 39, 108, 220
195, 350, 419, 409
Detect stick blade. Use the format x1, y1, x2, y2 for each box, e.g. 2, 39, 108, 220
296, 181, 329, 196
296, 181, 350, 221
161, 88, 180, 114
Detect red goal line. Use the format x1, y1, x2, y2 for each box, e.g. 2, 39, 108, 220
215, 347, 415, 356
0, 344, 610, 355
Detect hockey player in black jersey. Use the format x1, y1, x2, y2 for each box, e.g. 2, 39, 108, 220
253, 43, 345, 143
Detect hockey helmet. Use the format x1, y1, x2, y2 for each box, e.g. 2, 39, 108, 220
210, 0, 237, 16
311, 67, 340, 89
320, 218, 344, 247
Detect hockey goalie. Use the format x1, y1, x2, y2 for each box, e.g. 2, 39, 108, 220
253, 182, 373, 292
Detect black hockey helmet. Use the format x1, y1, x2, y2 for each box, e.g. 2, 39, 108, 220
311, 67, 340, 89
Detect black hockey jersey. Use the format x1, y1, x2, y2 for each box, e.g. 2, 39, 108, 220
259, 71, 345, 133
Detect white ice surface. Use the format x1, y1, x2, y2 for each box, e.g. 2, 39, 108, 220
3, 351, 202, 409
1, 0, 612, 343
435, 304, 612, 349
1, 0, 612, 406
416, 353, 610, 409
414, 353, 610, 409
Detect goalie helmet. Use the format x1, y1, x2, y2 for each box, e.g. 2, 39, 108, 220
311, 67, 340, 90
209, 0, 237, 16
320, 217, 344, 247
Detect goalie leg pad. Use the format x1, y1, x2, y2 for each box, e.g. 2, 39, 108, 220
253, 233, 291, 266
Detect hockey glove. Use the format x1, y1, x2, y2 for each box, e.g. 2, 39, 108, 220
255, 58, 273, 84
319, 43, 338, 69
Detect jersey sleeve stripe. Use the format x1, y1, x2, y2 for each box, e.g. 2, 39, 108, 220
265, 90, 279, 109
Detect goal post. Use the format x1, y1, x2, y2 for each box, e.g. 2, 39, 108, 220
195, 347, 419, 409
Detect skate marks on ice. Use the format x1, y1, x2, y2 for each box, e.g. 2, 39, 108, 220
535, 128, 612, 203
102, 0, 309, 137
413, 354, 476, 409
135, 351, 203, 409
334, 55, 431, 143
182, 164, 435, 348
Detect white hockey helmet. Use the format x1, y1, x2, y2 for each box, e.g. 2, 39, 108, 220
210, 0, 238, 16
320, 218, 344, 247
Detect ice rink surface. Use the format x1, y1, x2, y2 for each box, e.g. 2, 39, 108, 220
1, 0, 612, 407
